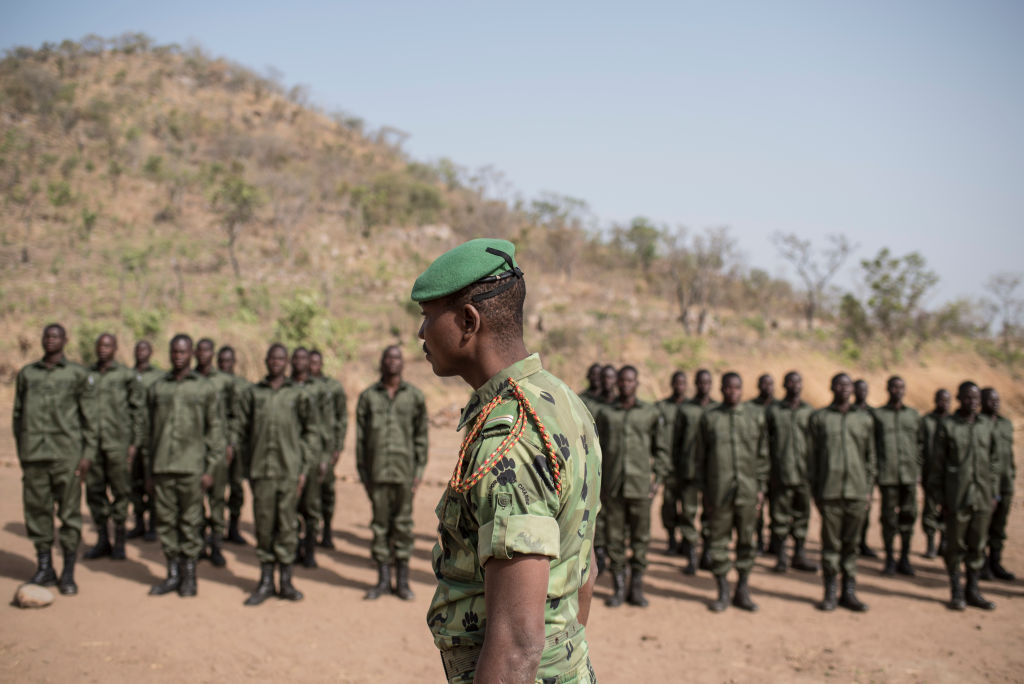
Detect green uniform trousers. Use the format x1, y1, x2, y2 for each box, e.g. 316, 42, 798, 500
603, 496, 651, 575
129, 449, 153, 519
297, 463, 323, 540
153, 473, 204, 559
708, 498, 758, 576
321, 464, 337, 527
879, 483, 917, 546
252, 477, 300, 564
368, 482, 414, 563
227, 453, 245, 519
85, 446, 132, 527
202, 457, 229, 536
660, 475, 682, 536
989, 494, 1012, 553
770, 482, 812, 542
22, 460, 82, 553
819, 498, 868, 578
677, 478, 701, 546
921, 482, 943, 536
945, 504, 992, 574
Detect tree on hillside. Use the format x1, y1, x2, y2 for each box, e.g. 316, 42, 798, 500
525, 192, 590, 278
772, 232, 854, 330
663, 225, 737, 335
617, 217, 661, 275
985, 272, 1024, 359
860, 248, 939, 360
211, 169, 262, 279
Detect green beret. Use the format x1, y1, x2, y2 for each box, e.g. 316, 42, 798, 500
411, 238, 523, 303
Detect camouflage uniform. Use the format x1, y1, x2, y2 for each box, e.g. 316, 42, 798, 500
427, 354, 601, 683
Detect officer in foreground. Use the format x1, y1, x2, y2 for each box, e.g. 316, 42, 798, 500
415, 238, 601, 683
13, 323, 94, 594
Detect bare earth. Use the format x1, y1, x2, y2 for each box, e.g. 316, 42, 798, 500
0, 426, 1021, 684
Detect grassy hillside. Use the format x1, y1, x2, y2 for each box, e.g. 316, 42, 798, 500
0, 35, 1018, 421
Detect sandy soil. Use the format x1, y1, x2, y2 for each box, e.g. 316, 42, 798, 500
1, 425, 1021, 684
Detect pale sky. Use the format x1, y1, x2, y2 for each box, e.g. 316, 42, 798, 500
4, 0, 1022, 305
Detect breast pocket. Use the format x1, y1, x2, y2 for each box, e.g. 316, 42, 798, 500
437, 496, 480, 583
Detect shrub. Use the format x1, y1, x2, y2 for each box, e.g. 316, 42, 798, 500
47, 180, 72, 206
123, 307, 167, 341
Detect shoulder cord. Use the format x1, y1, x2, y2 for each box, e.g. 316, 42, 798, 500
450, 377, 562, 495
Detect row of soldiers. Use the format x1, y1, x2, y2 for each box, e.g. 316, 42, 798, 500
579, 363, 1015, 612
12, 324, 429, 605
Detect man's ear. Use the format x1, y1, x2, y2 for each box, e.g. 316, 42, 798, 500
460, 303, 482, 339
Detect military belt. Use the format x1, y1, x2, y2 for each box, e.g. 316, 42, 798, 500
440, 619, 584, 680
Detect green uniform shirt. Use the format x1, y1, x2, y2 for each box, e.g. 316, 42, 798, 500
656, 397, 685, 472
355, 380, 428, 485
13, 356, 95, 464
427, 354, 602, 678
134, 365, 164, 391
295, 377, 331, 463
85, 361, 144, 457
223, 372, 251, 448
930, 412, 999, 510
698, 403, 769, 508
873, 404, 924, 486
236, 377, 319, 481
920, 411, 945, 477
766, 399, 814, 487
596, 398, 669, 498
808, 404, 877, 501
198, 367, 235, 442
143, 371, 225, 477
314, 375, 348, 453
673, 398, 719, 481
578, 389, 604, 422
991, 415, 1015, 496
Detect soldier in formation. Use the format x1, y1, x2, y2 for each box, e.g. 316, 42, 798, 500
128, 341, 162, 541
657, 371, 687, 554
356, 345, 428, 601
981, 388, 1015, 581
217, 345, 251, 545
310, 349, 348, 549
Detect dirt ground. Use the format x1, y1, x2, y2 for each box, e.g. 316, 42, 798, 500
0, 426, 1021, 684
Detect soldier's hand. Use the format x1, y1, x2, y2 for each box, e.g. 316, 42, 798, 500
649, 481, 662, 500
201, 473, 214, 490
75, 458, 91, 477
297, 473, 307, 495
225, 445, 234, 466
127, 445, 137, 464
331, 451, 341, 466
757, 491, 765, 508
318, 461, 328, 481
145, 478, 154, 495
412, 477, 422, 495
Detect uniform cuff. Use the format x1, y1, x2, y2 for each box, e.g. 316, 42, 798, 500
477, 511, 560, 566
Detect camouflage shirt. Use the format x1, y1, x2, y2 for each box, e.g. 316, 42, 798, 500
427, 354, 602, 679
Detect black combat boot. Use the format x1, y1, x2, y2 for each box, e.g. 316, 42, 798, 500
732, 571, 758, 611
84, 524, 112, 560
947, 571, 966, 611
29, 550, 58, 586
111, 524, 127, 561
149, 557, 181, 596
126, 511, 146, 539
395, 559, 415, 601
938, 533, 946, 557
859, 532, 879, 559
897, 533, 915, 576
756, 526, 766, 556
791, 538, 819, 573
681, 540, 697, 576
178, 558, 197, 597
58, 549, 78, 595
818, 574, 838, 612
595, 546, 608, 576
627, 570, 649, 607
923, 532, 937, 559
300, 534, 317, 569
143, 513, 157, 542
208, 533, 227, 568
244, 562, 276, 606
767, 532, 781, 556
365, 563, 392, 600
278, 564, 304, 601
699, 542, 712, 572
979, 555, 993, 580
605, 572, 626, 607
990, 549, 1016, 581
882, 542, 897, 576
965, 569, 995, 610
839, 575, 868, 612
708, 574, 729, 613
773, 536, 788, 574
665, 529, 678, 555
226, 515, 247, 545
319, 517, 335, 549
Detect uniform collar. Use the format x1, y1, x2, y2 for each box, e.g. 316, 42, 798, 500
91, 360, 122, 373
35, 355, 68, 369
163, 369, 201, 382
458, 353, 543, 431
373, 379, 408, 393
610, 397, 648, 411
258, 376, 294, 389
